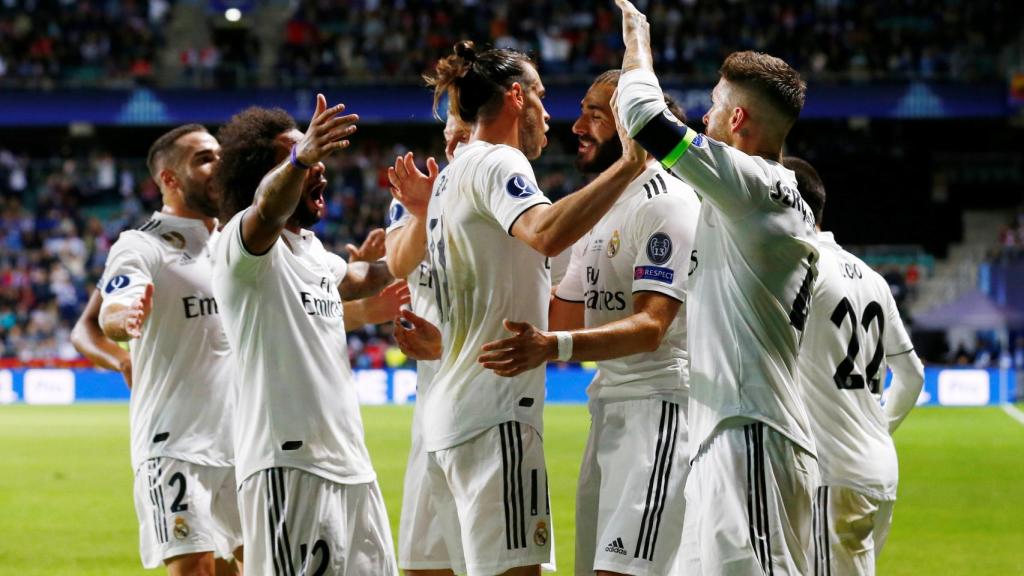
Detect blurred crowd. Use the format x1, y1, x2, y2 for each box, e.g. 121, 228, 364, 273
0, 142, 436, 366
1, 0, 1020, 88
995, 208, 1024, 261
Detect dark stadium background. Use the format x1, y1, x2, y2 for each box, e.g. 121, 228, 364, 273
0, 0, 1021, 378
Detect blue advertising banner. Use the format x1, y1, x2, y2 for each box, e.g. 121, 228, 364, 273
0, 82, 1011, 126
0, 366, 1017, 407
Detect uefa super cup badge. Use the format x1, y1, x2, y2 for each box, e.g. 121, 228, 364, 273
173, 517, 190, 540
606, 230, 621, 258
533, 520, 549, 546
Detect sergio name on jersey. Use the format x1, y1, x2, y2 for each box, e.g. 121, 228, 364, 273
100, 212, 234, 472
618, 70, 820, 457
798, 232, 915, 500
212, 211, 375, 487
424, 140, 552, 452
556, 163, 700, 400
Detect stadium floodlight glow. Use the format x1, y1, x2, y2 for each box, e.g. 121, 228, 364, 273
225, 8, 241, 22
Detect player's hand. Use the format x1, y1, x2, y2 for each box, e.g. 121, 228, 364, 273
124, 284, 154, 339
118, 355, 133, 389
615, 0, 653, 73
611, 88, 647, 167
293, 93, 360, 167
346, 228, 386, 262
387, 151, 438, 220
358, 281, 410, 325
477, 319, 556, 378
394, 308, 442, 361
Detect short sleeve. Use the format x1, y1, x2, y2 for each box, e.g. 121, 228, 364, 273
474, 147, 551, 235
324, 251, 348, 285
882, 289, 914, 357
554, 237, 587, 302
386, 199, 411, 235
98, 232, 159, 314
630, 179, 699, 302
218, 209, 275, 281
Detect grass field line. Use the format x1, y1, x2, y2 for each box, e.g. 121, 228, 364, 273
1001, 403, 1024, 426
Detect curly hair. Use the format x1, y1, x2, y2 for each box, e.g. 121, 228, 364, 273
214, 107, 297, 222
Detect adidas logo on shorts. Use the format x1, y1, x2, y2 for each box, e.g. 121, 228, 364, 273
605, 537, 627, 555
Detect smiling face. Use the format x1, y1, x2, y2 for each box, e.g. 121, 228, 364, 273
275, 129, 328, 228
516, 63, 550, 160
571, 82, 622, 174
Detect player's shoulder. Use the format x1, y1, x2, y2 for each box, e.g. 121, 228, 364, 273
633, 168, 701, 216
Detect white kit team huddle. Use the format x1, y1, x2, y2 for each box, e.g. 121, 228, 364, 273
77, 2, 926, 576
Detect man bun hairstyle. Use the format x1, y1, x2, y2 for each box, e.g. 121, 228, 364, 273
720, 51, 806, 125
146, 123, 208, 179
425, 40, 534, 123
783, 156, 826, 226
214, 107, 297, 222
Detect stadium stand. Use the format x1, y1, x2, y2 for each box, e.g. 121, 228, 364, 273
1, 0, 1021, 88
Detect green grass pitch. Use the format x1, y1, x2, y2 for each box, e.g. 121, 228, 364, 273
0, 404, 1022, 575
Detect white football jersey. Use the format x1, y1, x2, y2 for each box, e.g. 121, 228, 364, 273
798, 232, 914, 499
212, 211, 375, 487
423, 140, 552, 452
386, 198, 441, 395
99, 212, 234, 472
556, 163, 700, 399
618, 70, 820, 457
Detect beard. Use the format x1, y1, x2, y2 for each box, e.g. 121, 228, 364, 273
290, 196, 321, 229
180, 178, 219, 218
518, 109, 546, 160
575, 135, 622, 175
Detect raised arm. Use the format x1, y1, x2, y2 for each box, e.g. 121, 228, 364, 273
511, 120, 647, 257
386, 152, 438, 278
242, 94, 360, 254
71, 290, 133, 387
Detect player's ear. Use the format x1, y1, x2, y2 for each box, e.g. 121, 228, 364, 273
158, 168, 178, 191
729, 105, 747, 135
508, 82, 525, 110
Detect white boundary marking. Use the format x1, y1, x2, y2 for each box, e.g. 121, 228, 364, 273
1002, 404, 1024, 427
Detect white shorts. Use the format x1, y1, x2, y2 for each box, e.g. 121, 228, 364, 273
133, 458, 242, 569
812, 485, 895, 576
427, 421, 553, 576
399, 411, 467, 573
575, 397, 690, 576
238, 467, 397, 576
679, 421, 819, 576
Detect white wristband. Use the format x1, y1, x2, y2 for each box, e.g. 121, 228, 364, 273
554, 331, 573, 362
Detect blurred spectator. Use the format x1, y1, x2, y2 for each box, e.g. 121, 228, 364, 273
1, 0, 1020, 88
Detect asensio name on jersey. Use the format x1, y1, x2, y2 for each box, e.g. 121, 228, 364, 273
423, 140, 552, 452
617, 70, 820, 458
100, 212, 234, 472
